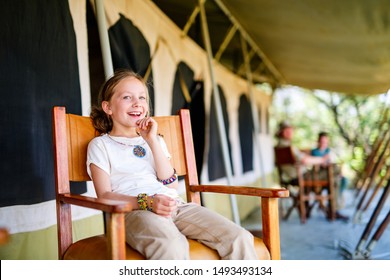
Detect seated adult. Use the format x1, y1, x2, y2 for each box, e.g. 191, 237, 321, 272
311, 132, 349, 218
275, 122, 329, 184
276, 122, 348, 221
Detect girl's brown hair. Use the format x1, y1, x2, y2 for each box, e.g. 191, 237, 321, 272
90, 69, 150, 134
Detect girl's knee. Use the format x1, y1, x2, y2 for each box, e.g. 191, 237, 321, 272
235, 227, 254, 244
147, 233, 189, 259
125, 212, 190, 259
226, 227, 257, 259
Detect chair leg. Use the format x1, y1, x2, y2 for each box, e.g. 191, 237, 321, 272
306, 200, 316, 218
327, 184, 336, 220
328, 195, 336, 220
299, 194, 307, 224
283, 196, 298, 220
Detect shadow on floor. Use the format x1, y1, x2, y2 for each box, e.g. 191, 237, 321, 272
242, 189, 390, 260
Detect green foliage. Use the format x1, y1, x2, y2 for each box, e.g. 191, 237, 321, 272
351, 146, 365, 172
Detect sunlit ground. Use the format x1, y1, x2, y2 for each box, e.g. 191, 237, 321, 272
242, 188, 390, 260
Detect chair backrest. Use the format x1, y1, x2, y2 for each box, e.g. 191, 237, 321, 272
273, 146, 300, 187
274, 146, 297, 166
66, 114, 188, 181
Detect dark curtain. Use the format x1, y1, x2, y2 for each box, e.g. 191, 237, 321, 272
171, 62, 205, 179
208, 86, 234, 181
108, 14, 155, 113
0, 0, 82, 206
238, 94, 254, 173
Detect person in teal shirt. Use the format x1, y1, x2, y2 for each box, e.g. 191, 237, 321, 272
311, 132, 349, 221
311, 131, 331, 158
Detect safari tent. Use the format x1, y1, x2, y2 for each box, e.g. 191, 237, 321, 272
1, 0, 389, 259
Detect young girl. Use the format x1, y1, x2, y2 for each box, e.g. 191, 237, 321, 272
87, 69, 258, 260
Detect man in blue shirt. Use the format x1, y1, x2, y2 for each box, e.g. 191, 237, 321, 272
311, 132, 349, 221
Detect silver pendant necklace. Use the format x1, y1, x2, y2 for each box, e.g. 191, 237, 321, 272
107, 134, 147, 158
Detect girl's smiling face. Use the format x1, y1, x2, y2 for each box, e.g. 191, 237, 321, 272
102, 77, 149, 136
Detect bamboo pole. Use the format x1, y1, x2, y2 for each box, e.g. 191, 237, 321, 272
95, 0, 113, 79
199, 0, 240, 225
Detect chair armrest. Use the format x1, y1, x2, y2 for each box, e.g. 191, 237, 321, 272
190, 185, 289, 198
190, 184, 288, 259
57, 193, 131, 260
59, 193, 133, 213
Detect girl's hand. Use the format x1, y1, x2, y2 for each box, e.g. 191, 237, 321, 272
136, 117, 157, 141
150, 194, 177, 217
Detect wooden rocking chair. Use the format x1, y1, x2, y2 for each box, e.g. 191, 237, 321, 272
52, 106, 289, 259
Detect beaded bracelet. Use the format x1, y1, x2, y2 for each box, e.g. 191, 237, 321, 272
157, 169, 178, 185
149, 195, 154, 211
137, 193, 155, 211
137, 193, 148, 210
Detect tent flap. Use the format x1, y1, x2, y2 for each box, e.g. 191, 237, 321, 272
152, 0, 390, 95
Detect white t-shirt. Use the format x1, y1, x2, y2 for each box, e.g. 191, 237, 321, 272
87, 134, 179, 198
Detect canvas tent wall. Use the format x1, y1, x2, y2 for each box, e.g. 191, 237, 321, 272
0, 0, 273, 259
